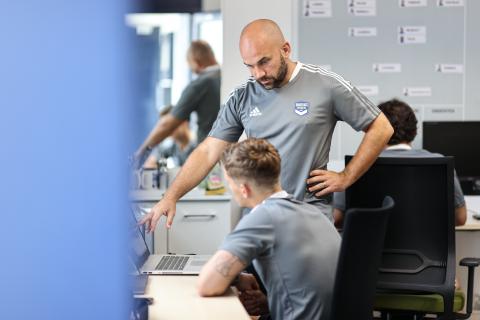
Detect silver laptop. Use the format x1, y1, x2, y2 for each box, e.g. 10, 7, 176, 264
130, 212, 211, 275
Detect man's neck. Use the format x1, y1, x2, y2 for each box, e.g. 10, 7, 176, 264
197, 62, 218, 74
384, 142, 412, 150
248, 185, 283, 208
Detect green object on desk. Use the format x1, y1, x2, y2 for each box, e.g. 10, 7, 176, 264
205, 164, 225, 195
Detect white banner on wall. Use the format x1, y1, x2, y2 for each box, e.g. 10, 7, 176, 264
398, 26, 427, 44
435, 64, 464, 73
347, 0, 376, 16
348, 0, 376, 7
403, 87, 432, 97
303, 0, 332, 18
348, 27, 377, 37
373, 63, 402, 73
437, 0, 464, 7
399, 0, 428, 7
399, 34, 427, 44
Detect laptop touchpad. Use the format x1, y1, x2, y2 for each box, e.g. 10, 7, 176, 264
190, 259, 208, 267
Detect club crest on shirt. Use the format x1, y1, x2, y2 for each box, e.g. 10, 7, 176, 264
294, 101, 309, 116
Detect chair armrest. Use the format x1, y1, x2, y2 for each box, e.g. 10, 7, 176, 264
459, 257, 480, 268
457, 257, 480, 318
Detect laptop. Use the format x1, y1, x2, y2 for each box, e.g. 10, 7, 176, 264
130, 210, 211, 275
129, 257, 149, 295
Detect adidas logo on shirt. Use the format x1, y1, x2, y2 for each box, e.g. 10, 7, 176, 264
249, 107, 262, 117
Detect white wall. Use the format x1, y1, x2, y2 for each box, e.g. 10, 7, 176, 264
202, 0, 221, 11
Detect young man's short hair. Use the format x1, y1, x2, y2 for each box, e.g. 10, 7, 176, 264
378, 99, 418, 145
221, 138, 281, 188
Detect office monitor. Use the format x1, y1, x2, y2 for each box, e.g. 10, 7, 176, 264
423, 121, 480, 195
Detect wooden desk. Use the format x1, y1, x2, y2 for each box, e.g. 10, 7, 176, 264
144, 275, 250, 320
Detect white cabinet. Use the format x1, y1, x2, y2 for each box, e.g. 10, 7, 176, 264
131, 190, 233, 255
167, 199, 231, 254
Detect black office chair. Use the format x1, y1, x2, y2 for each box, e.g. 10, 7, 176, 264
330, 196, 394, 320
345, 156, 480, 320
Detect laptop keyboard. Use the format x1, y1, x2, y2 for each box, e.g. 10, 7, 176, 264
155, 256, 189, 271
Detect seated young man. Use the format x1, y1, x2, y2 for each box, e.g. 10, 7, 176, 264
197, 138, 341, 320
333, 98, 467, 228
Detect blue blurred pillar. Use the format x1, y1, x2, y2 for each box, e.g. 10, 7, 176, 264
0, 1, 132, 319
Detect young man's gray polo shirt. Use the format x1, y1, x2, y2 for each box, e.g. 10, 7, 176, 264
171, 65, 221, 143
220, 192, 340, 320
209, 63, 380, 218
333, 147, 466, 211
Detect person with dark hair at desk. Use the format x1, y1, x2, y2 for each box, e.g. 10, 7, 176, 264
197, 138, 340, 320
333, 98, 467, 227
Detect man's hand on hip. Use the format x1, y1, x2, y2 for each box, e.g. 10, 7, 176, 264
306, 169, 352, 198
139, 197, 177, 233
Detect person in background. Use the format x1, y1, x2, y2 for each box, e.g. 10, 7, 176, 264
140, 19, 393, 232
197, 138, 340, 320
134, 40, 220, 167
333, 98, 467, 227
143, 106, 195, 169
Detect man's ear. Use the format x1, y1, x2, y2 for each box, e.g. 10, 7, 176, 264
281, 41, 291, 58
239, 182, 251, 199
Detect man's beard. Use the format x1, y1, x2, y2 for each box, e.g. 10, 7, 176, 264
257, 55, 288, 90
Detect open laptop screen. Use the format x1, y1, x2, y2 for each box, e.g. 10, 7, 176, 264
129, 212, 150, 271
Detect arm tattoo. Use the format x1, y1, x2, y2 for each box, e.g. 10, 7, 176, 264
214, 254, 243, 278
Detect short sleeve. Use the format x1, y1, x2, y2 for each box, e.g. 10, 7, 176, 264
453, 169, 466, 208
331, 79, 381, 131
219, 208, 274, 265
208, 91, 244, 142
171, 79, 207, 121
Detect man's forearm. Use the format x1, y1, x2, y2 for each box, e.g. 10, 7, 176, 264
138, 115, 182, 154
455, 205, 467, 226
343, 113, 393, 185
197, 250, 246, 297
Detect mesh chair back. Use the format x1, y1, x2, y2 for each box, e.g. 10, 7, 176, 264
330, 196, 394, 320
345, 156, 456, 315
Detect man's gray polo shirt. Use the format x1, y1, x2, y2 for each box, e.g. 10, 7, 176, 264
209, 62, 380, 213
171, 65, 221, 143
220, 191, 341, 320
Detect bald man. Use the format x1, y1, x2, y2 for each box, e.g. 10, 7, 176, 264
141, 19, 393, 232
134, 40, 220, 167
